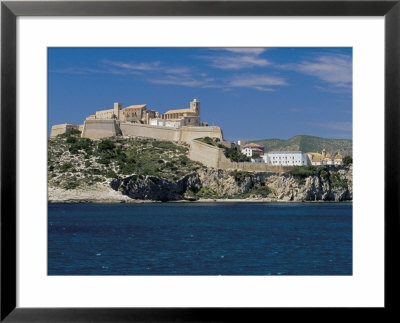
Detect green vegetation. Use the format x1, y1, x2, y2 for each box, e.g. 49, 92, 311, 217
48, 136, 202, 189
253, 135, 352, 157
56, 128, 81, 138
343, 155, 353, 166
198, 137, 250, 162
60, 162, 73, 172
289, 165, 324, 178
229, 170, 251, 183
329, 172, 348, 189
290, 165, 348, 189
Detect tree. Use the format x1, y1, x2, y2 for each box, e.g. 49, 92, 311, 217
343, 155, 353, 166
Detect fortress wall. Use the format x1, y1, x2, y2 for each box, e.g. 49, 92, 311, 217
219, 159, 290, 173
50, 124, 69, 138
119, 123, 223, 144
119, 123, 180, 142
50, 123, 80, 138
81, 119, 118, 139
189, 140, 222, 168
190, 140, 291, 173
180, 126, 223, 142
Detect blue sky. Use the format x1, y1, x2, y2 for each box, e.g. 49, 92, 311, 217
48, 47, 352, 141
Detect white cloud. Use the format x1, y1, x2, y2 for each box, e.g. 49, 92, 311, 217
149, 75, 213, 88
227, 74, 287, 91
210, 55, 270, 70
281, 54, 352, 88
222, 48, 267, 55
312, 121, 352, 132
103, 60, 162, 71
201, 48, 270, 70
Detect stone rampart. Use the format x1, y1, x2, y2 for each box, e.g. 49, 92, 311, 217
119, 123, 181, 141
189, 139, 222, 168
180, 126, 223, 142
119, 123, 223, 144
189, 139, 291, 173
50, 123, 81, 138
62, 119, 224, 143
81, 119, 118, 139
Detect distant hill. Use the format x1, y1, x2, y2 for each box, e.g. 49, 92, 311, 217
250, 135, 352, 156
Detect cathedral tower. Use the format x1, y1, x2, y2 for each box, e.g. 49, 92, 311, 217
190, 99, 200, 116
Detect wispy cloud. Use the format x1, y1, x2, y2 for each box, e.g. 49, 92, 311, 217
104, 60, 162, 71
149, 75, 214, 88
201, 48, 270, 70
51, 59, 194, 77
50, 66, 119, 75
281, 54, 352, 89
227, 74, 287, 91
51, 55, 287, 92
222, 48, 267, 55
312, 121, 352, 132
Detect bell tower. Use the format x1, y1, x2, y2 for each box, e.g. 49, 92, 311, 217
190, 98, 200, 116
113, 102, 122, 120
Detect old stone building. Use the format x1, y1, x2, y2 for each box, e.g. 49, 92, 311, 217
307, 149, 343, 165
159, 98, 201, 126
83, 98, 200, 127
50, 98, 207, 138
241, 143, 264, 157
86, 102, 158, 124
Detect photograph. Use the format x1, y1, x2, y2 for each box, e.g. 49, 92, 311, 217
47, 47, 352, 276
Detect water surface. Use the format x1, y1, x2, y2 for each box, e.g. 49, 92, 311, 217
48, 202, 352, 275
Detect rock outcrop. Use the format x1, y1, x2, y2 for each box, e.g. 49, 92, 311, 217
110, 166, 352, 202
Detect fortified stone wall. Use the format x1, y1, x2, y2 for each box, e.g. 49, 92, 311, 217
119, 123, 181, 141
50, 123, 81, 138
189, 139, 291, 173
119, 123, 223, 143
180, 126, 223, 142
54, 119, 224, 143
189, 139, 222, 168
81, 119, 118, 139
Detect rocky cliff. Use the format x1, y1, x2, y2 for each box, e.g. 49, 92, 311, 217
110, 166, 352, 202
48, 135, 352, 203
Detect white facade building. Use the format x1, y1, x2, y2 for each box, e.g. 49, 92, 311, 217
264, 151, 309, 166
241, 143, 264, 157
149, 118, 184, 128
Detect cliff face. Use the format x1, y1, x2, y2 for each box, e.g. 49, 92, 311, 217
110, 166, 352, 202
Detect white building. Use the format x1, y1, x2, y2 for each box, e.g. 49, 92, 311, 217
307, 149, 344, 166
263, 151, 309, 166
334, 153, 343, 165
241, 143, 264, 157
149, 118, 184, 128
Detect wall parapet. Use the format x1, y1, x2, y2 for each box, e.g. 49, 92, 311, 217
189, 139, 291, 173
81, 119, 118, 139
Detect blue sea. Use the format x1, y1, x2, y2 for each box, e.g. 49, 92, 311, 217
48, 203, 352, 275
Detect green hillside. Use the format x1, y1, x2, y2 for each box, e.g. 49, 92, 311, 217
252, 135, 352, 156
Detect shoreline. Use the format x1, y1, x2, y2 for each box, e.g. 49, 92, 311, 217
48, 186, 352, 204
48, 198, 352, 204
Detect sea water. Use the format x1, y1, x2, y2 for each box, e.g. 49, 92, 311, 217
48, 202, 352, 275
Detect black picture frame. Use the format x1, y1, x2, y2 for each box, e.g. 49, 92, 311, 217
1, 0, 399, 321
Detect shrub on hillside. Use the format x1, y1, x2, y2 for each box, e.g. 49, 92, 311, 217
343, 155, 353, 166
224, 147, 251, 162
60, 162, 73, 172
289, 166, 319, 178
97, 139, 115, 152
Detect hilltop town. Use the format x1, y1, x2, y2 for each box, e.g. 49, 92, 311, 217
51, 99, 349, 169
49, 99, 352, 202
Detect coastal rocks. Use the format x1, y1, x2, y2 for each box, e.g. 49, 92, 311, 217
196, 168, 253, 196
110, 167, 352, 202
264, 170, 351, 202
110, 174, 184, 201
